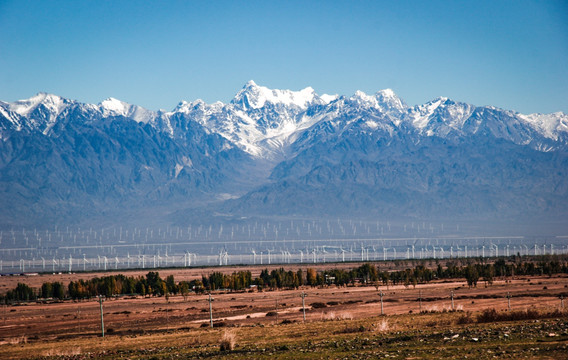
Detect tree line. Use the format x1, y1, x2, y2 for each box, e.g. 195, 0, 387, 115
1, 255, 566, 303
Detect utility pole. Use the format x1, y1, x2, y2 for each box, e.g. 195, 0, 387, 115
275, 297, 279, 324
99, 295, 105, 338
300, 292, 307, 322
208, 293, 214, 328
165, 292, 169, 331
379, 290, 384, 315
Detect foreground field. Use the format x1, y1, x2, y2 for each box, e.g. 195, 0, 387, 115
1, 310, 567, 359
0, 266, 567, 359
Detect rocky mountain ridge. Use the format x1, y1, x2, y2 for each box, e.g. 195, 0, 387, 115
1, 82, 567, 228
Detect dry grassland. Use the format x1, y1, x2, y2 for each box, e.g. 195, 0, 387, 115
0, 266, 567, 359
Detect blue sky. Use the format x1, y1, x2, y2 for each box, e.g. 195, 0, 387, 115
1, 0, 567, 113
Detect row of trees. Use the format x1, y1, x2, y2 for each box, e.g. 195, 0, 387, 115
2, 255, 567, 302
67, 272, 179, 299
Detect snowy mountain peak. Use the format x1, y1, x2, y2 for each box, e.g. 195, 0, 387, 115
7, 92, 69, 116
172, 99, 207, 113
320, 94, 339, 104
377, 88, 396, 97
348, 89, 407, 113
100, 97, 129, 114
409, 97, 474, 130
99, 97, 155, 123
417, 97, 453, 114
520, 111, 568, 141
375, 89, 407, 112
351, 90, 375, 104
231, 81, 317, 109
245, 80, 258, 87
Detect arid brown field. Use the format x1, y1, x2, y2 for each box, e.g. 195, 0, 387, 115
0, 263, 567, 359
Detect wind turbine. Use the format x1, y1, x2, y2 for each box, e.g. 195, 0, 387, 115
454, 244, 463, 258
491, 244, 498, 257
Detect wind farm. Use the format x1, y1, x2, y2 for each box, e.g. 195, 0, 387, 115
1, 219, 566, 274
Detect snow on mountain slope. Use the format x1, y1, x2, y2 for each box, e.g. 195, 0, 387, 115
99, 97, 157, 124
231, 80, 317, 109
0, 93, 75, 135
165, 81, 341, 158
408, 98, 476, 137
520, 112, 568, 141
1, 82, 567, 155
5, 92, 69, 116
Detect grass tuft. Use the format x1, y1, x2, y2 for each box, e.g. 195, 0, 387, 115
219, 330, 236, 352
375, 319, 390, 332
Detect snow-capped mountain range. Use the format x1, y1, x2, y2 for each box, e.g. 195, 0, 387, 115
1, 81, 567, 227
2, 80, 566, 156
